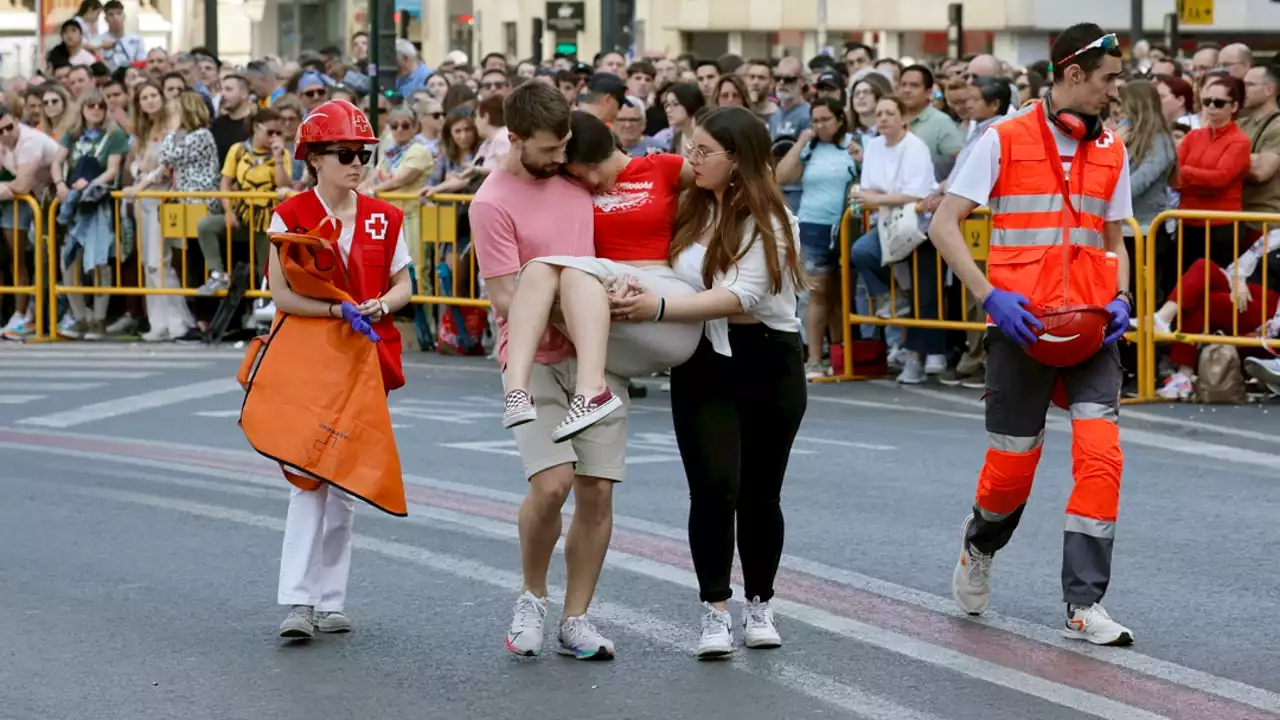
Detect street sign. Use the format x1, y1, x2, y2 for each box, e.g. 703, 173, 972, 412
555, 42, 578, 55
1177, 0, 1213, 25
545, 1, 585, 32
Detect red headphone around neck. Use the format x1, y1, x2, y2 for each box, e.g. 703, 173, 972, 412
1043, 91, 1104, 142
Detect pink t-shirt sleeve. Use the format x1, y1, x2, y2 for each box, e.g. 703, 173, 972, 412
470, 198, 520, 279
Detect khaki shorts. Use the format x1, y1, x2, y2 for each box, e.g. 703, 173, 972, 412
512, 358, 630, 482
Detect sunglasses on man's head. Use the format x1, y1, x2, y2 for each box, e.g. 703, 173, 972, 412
318, 147, 372, 166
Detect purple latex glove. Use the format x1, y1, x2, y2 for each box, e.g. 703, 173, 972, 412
1102, 296, 1131, 345
982, 288, 1043, 347
339, 300, 382, 342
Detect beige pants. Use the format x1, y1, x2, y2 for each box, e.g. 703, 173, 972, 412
511, 358, 630, 481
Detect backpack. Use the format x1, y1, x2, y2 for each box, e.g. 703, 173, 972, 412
1194, 342, 1248, 403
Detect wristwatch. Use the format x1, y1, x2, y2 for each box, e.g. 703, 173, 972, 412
1115, 290, 1134, 311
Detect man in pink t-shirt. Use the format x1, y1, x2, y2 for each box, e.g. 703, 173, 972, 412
471, 83, 628, 661
0, 110, 59, 339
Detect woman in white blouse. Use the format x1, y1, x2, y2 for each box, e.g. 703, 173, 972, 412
611, 106, 807, 660
849, 95, 939, 382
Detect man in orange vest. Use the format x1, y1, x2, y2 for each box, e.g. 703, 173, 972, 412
928, 22, 1135, 646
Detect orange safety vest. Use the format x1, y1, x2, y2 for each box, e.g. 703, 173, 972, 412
987, 102, 1124, 310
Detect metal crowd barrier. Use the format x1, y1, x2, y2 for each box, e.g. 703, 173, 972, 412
0, 194, 46, 340
830, 208, 1150, 397
376, 192, 488, 309
1138, 210, 1280, 401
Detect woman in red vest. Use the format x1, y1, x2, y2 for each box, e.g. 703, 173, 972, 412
266, 99, 414, 640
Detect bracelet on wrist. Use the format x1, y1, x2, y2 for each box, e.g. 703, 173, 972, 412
653, 297, 666, 322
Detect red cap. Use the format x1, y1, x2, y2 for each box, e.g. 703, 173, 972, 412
294, 99, 378, 160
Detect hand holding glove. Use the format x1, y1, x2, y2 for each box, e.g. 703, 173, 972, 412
982, 289, 1043, 347
1102, 296, 1131, 345
339, 301, 381, 342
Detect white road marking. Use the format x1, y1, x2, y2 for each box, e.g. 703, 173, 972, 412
1121, 407, 1279, 443
817, 385, 1280, 471
0, 381, 105, 391
401, 360, 496, 373
16, 379, 241, 428
0, 370, 154, 379
48, 479, 951, 720
795, 436, 896, 450
0, 395, 44, 404
0, 349, 240, 360
9, 433, 1278, 714
0, 359, 212, 369
194, 410, 241, 418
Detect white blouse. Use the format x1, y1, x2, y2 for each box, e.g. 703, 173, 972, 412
672, 208, 803, 357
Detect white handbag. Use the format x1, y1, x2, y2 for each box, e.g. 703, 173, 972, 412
876, 143, 928, 266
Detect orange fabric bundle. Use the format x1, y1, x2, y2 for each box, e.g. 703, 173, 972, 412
238, 218, 407, 516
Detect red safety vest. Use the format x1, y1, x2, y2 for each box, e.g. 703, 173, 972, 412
987, 101, 1125, 310
274, 189, 406, 392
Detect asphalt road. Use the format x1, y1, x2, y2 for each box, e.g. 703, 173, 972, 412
2, 343, 1280, 720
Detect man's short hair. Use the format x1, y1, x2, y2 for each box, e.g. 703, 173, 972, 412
1255, 64, 1280, 90
972, 76, 1012, 115
477, 94, 505, 126
901, 63, 935, 88
68, 65, 92, 80
103, 0, 123, 12
844, 42, 876, 61
745, 58, 772, 75
244, 60, 271, 78
222, 74, 250, 92
695, 58, 721, 74
502, 81, 571, 140
482, 52, 507, 66
395, 39, 418, 59
1051, 23, 1122, 81
627, 61, 656, 78
481, 68, 508, 81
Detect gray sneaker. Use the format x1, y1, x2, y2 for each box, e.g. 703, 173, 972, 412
316, 611, 352, 633
279, 605, 316, 639
197, 270, 231, 296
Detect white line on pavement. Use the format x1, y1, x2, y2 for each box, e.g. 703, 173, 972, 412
0, 394, 44, 404
0, 370, 154, 379
795, 436, 897, 450
0, 359, 213, 369
0, 381, 105, 391
0, 349, 240, 360
45, 478, 951, 720
16, 379, 241, 428
401, 360, 497, 373
817, 385, 1280, 471
194, 410, 241, 418
6, 429, 1280, 713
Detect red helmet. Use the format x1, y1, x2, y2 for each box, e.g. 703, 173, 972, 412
294, 99, 378, 160
1023, 304, 1111, 368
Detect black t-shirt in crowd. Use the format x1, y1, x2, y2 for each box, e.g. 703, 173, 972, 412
211, 113, 253, 165
644, 102, 667, 137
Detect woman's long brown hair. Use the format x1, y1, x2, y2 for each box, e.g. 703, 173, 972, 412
670, 106, 804, 294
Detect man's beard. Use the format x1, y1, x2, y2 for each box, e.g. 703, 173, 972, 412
521, 148, 560, 179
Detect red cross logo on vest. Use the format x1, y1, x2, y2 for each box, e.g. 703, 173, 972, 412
364, 212, 388, 241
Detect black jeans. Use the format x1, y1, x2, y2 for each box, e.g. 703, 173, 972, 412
670, 325, 807, 603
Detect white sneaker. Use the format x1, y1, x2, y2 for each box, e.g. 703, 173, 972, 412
1245, 357, 1280, 395
1156, 371, 1194, 400
105, 313, 137, 336
1, 312, 31, 340
278, 604, 315, 639
696, 602, 734, 660
952, 515, 993, 615
141, 327, 171, 343
886, 345, 909, 369
742, 597, 782, 649
924, 354, 947, 375
315, 611, 352, 633
896, 353, 925, 384
557, 615, 616, 660
1063, 603, 1134, 646
504, 590, 548, 657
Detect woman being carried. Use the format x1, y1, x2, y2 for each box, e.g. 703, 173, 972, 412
500, 110, 701, 440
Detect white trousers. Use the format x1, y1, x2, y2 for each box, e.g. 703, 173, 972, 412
277, 484, 356, 612
139, 198, 195, 336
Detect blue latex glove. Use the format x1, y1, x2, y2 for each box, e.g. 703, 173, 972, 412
982, 288, 1044, 347
1102, 296, 1131, 345
339, 301, 382, 342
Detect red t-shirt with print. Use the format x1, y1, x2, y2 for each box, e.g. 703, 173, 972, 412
592, 153, 684, 263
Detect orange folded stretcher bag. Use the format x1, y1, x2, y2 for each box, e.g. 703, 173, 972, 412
237, 218, 407, 517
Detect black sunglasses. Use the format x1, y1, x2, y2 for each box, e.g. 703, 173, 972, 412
302, 88, 328, 98
1204, 97, 1233, 109
317, 147, 372, 166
